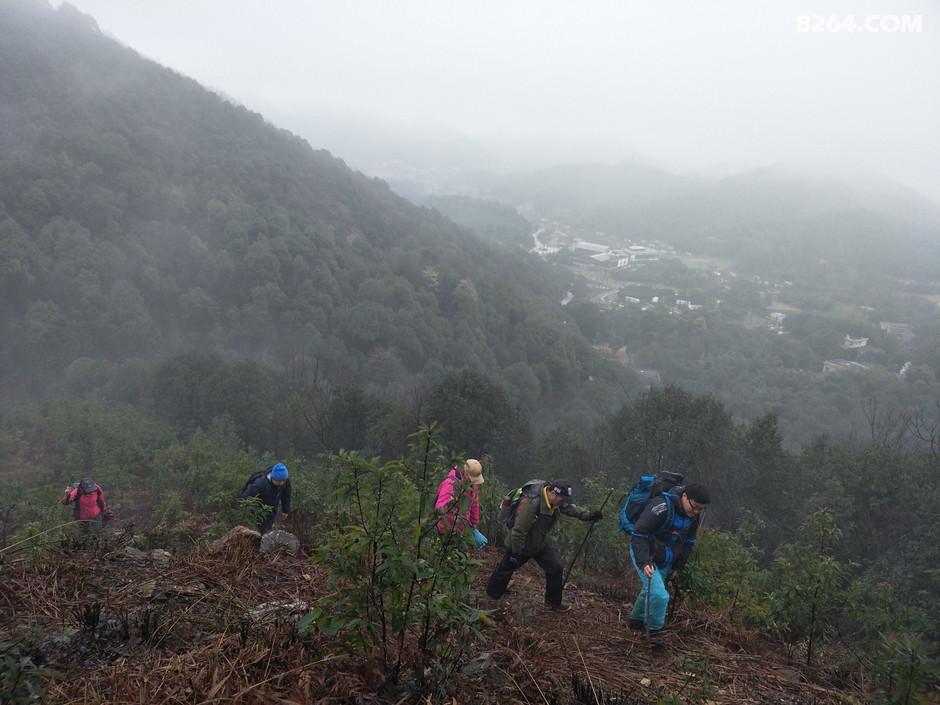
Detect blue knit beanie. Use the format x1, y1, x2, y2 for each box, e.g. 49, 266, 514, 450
270, 463, 288, 481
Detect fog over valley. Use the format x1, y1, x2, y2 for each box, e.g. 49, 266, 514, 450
55, 0, 940, 204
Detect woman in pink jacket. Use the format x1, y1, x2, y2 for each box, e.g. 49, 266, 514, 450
435, 459, 487, 547
62, 478, 112, 536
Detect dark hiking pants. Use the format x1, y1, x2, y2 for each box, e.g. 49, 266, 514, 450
486, 543, 564, 605
258, 510, 276, 535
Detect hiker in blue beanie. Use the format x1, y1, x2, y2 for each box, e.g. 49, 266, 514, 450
241, 463, 292, 534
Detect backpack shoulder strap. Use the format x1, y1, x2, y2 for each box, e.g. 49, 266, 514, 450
667, 494, 676, 523
524, 479, 546, 494
656, 493, 677, 532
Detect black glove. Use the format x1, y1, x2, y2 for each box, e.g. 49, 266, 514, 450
507, 554, 521, 568
587, 510, 603, 522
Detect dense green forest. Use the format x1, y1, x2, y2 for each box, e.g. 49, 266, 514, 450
0, 3, 938, 702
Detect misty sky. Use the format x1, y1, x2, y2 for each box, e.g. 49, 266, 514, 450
56, 0, 940, 202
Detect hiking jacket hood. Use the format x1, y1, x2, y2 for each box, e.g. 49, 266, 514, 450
505, 482, 594, 556
434, 465, 480, 534
62, 484, 108, 521
630, 494, 700, 571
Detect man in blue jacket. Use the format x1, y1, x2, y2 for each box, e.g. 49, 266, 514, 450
241, 463, 292, 534
629, 482, 710, 646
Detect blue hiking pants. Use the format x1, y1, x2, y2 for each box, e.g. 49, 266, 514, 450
629, 545, 670, 630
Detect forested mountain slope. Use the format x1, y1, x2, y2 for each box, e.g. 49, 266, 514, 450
0, 0, 637, 427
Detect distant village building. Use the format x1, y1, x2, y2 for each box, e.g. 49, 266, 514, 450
823, 359, 870, 373
571, 242, 660, 269
633, 368, 662, 386
841, 335, 869, 350
573, 241, 610, 255
589, 252, 631, 267
880, 321, 915, 344
625, 245, 660, 263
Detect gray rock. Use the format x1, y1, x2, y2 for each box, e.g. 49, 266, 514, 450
259, 529, 299, 555
150, 548, 171, 567
245, 599, 309, 625
460, 652, 494, 676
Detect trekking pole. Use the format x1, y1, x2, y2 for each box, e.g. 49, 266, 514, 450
563, 487, 615, 586
0, 520, 81, 556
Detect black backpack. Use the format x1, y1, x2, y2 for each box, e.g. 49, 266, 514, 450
241, 469, 268, 494
616, 471, 684, 533
496, 480, 544, 529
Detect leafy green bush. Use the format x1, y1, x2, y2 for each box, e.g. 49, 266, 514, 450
768, 509, 856, 665
215, 495, 269, 533
872, 632, 940, 705
299, 425, 487, 697
548, 476, 622, 578
672, 512, 772, 628
0, 630, 62, 704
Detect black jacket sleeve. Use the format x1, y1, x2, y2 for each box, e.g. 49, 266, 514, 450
629, 496, 671, 567
241, 477, 260, 499
280, 479, 292, 513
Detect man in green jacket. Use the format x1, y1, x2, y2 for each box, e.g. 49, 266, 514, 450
485, 479, 602, 611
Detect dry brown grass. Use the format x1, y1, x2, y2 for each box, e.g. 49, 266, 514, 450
0, 531, 865, 704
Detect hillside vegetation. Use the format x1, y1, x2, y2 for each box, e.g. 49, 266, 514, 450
3, 391, 938, 703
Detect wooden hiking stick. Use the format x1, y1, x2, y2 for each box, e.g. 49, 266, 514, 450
563, 487, 615, 586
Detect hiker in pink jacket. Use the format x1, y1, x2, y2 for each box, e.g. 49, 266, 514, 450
62, 478, 113, 537
435, 459, 487, 548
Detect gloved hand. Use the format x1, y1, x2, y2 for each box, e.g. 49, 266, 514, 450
103, 510, 115, 522
507, 554, 521, 568
587, 510, 603, 522
471, 528, 488, 548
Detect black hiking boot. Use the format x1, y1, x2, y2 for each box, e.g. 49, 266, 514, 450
544, 601, 572, 612
629, 618, 645, 631
648, 630, 664, 647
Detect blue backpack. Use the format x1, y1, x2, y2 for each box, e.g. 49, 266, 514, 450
617, 471, 684, 533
